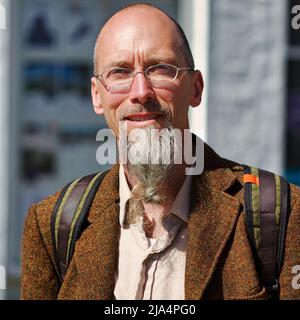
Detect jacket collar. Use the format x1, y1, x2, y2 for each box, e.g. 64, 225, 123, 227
70, 142, 244, 300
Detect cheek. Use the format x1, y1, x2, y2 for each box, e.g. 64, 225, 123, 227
101, 92, 127, 122
155, 85, 190, 115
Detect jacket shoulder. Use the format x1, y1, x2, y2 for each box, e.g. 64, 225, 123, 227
24, 190, 62, 263
21, 189, 63, 299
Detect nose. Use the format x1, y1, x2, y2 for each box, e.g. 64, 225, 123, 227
129, 72, 155, 104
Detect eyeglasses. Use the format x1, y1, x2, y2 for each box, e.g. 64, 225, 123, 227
93, 63, 194, 93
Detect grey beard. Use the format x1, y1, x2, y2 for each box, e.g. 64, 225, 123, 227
125, 125, 176, 226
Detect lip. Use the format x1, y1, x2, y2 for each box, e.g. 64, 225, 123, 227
124, 112, 163, 123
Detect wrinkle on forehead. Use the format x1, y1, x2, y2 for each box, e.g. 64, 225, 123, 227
101, 29, 179, 66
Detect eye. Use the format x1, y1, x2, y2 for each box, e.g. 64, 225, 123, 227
148, 64, 175, 74
107, 68, 131, 77
147, 64, 177, 80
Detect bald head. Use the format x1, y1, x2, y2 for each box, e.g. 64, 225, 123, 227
93, 3, 194, 73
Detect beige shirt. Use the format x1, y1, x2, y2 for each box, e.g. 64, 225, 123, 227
114, 165, 192, 300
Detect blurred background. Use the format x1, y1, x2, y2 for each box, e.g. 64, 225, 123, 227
0, 0, 299, 299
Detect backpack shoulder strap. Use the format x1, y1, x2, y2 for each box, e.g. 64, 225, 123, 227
243, 165, 290, 299
50, 169, 110, 283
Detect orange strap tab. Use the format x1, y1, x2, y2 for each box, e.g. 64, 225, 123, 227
243, 174, 260, 185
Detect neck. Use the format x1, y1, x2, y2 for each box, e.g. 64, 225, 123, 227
124, 163, 187, 203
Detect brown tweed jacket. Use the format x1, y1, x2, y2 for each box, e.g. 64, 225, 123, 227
21, 144, 300, 300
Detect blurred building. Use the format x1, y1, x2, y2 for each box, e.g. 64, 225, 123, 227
0, 0, 299, 299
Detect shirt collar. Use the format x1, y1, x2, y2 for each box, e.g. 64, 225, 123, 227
119, 164, 132, 227
169, 173, 192, 223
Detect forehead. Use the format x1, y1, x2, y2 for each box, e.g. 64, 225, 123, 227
97, 8, 184, 69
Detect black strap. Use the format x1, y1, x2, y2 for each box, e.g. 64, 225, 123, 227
50, 181, 73, 282
51, 170, 109, 283
243, 165, 290, 299
277, 176, 290, 273
258, 169, 278, 296
243, 166, 256, 250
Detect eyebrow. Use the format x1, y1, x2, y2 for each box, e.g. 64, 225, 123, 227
102, 56, 179, 71
104, 61, 130, 70
145, 57, 179, 67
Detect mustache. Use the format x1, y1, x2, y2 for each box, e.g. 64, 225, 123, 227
118, 101, 171, 121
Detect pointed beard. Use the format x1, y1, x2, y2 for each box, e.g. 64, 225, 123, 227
125, 125, 176, 225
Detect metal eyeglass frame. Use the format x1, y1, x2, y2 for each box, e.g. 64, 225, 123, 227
92, 63, 194, 92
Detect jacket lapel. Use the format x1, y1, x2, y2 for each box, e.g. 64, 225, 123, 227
69, 164, 121, 299
185, 145, 244, 299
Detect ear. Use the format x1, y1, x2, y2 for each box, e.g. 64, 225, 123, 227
189, 70, 204, 108
91, 77, 104, 115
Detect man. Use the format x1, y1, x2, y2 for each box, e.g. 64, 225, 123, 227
21, 3, 300, 300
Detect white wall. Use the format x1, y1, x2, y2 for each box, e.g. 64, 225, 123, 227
207, 0, 287, 174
